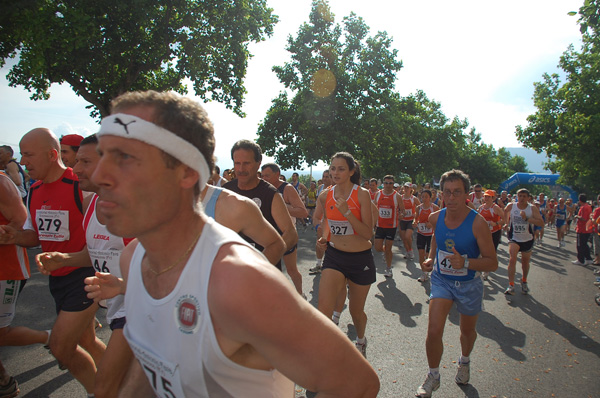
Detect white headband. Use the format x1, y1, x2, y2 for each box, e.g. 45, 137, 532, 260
98, 113, 210, 187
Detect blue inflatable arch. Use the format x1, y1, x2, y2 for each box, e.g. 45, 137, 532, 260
497, 173, 578, 201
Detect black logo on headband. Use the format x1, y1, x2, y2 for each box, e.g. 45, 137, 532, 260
114, 118, 136, 134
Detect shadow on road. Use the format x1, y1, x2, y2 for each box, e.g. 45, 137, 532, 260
374, 278, 423, 328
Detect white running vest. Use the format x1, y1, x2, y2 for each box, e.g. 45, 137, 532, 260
84, 194, 126, 324
509, 203, 534, 242
124, 218, 294, 398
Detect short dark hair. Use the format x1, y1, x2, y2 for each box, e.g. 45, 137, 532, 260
261, 163, 280, 173
0, 145, 14, 157
231, 139, 262, 163
80, 134, 98, 146
579, 193, 587, 203
440, 169, 470, 193
422, 189, 432, 198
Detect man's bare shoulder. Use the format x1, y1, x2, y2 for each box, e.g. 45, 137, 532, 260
218, 189, 260, 210
208, 242, 294, 327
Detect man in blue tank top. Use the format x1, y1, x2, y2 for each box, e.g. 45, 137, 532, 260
416, 170, 498, 398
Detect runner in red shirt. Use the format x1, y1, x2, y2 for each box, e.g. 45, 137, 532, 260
2, 128, 105, 395
374, 175, 404, 277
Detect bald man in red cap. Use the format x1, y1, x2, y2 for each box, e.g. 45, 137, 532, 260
59, 134, 84, 168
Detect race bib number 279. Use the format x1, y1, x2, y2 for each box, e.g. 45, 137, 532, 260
36, 209, 69, 241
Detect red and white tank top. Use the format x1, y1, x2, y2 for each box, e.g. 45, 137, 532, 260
325, 185, 361, 236
416, 205, 434, 236
375, 191, 399, 229
478, 205, 502, 233
402, 195, 416, 221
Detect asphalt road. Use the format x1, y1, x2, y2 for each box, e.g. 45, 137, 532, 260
2, 226, 599, 397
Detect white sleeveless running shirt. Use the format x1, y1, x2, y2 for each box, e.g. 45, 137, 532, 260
84, 194, 127, 323
509, 203, 534, 242
124, 218, 294, 398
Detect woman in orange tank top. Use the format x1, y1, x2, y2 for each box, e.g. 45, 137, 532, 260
315, 152, 374, 356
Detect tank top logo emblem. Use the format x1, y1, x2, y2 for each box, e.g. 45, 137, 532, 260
252, 197, 262, 208
175, 295, 200, 334
444, 239, 455, 252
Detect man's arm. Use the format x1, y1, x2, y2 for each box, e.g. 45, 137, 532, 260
117, 355, 154, 397
209, 244, 379, 397
0, 175, 26, 228
0, 175, 38, 247
5, 162, 23, 187
527, 205, 545, 227
36, 246, 92, 275
463, 215, 498, 272
504, 203, 513, 226
220, 194, 286, 265
271, 193, 298, 250
283, 185, 308, 219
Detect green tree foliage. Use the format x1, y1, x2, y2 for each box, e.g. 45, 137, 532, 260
256, 0, 402, 169
0, 0, 277, 118
516, 0, 600, 192
257, 0, 528, 188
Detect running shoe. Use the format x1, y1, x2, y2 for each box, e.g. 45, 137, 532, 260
560, 241, 565, 247
308, 264, 322, 274
521, 282, 529, 295
455, 360, 470, 385
571, 259, 585, 265
504, 285, 515, 295
594, 269, 600, 276
404, 251, 415, 259
556, 243, 562, 248
355, 338, 367, 358
0, 376, 19, 398
384, 268, 393, 278
482, 272, 489, 281
415, 373, 440, 397
418, 273, 430, 282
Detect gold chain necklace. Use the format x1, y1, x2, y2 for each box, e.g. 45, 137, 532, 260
147, 230, 202, 276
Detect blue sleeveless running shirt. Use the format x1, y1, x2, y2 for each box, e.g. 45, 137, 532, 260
434, 208, 480, 282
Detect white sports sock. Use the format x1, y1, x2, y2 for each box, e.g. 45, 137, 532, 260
460, 355, 470, 364
429, 368, 440, 378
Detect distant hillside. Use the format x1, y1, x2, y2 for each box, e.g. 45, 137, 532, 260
505, 147, 551, 174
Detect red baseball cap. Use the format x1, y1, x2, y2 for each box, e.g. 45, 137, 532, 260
60, 134, 84, 146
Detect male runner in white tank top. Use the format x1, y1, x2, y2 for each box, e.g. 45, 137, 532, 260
85, 91, 379, 397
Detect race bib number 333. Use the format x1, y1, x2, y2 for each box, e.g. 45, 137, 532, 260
36, 209, 69, 241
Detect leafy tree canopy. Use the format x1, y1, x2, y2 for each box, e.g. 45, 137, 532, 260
257, 0, 528, 190
256, 0, 402, 169
0, 0, 277, 118
516, 0, 600, 192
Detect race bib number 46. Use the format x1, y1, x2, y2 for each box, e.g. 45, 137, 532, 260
36, 209, 69, 241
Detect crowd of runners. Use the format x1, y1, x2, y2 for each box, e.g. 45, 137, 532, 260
1, 90, 599, 398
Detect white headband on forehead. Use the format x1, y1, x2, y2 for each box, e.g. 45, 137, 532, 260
98, 113, 210, 187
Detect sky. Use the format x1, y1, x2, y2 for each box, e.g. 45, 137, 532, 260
0, 0, 584, 174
